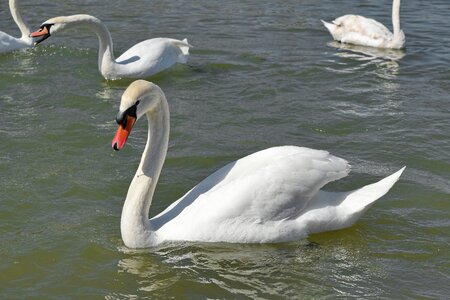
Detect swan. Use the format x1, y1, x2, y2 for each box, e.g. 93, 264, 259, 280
30, 14, 191, 80
322, 0, 405, 49
0, 0, 34, 53
112, 80, 405, 248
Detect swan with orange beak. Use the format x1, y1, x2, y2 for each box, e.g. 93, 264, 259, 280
29, 14, 191, 80
110, 80, 405, 248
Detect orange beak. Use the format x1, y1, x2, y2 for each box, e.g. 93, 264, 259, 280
30, 25, 51, 45
30, 26, 49, 37
112, 115, 136, 151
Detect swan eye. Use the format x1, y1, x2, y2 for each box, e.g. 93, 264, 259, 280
116, 102, 139, 128
115, 111, 126, 127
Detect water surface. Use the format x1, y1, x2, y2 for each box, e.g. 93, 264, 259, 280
0, 0, 449, 298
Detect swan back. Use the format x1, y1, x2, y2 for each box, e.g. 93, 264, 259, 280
152, 146, 351, 243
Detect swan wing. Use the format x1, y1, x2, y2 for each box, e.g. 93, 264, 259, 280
334, 15, 392, 38
115, 38, 191, 78
340, 32, 390, 48
152, 146, 349, 241
325, 15, 393, 47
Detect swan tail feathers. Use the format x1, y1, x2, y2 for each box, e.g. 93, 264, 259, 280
298, 167, 404, 235
172, 38, 192, 64
342, 167, 405, 214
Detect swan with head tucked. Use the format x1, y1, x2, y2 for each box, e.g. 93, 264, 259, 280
112, 80, 405, 248
0, 0, 34, 53
322, 0, 405, 49
30, 14, 191, 80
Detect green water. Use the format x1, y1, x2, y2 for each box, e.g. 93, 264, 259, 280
1, 0, 449, 298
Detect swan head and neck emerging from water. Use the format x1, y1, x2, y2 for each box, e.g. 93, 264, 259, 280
31, 14, 116, 78
112, 80, 170, 248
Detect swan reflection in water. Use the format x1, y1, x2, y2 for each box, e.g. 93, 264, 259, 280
113, 237, 386, 297
326, 41, 406, 80
328, 41, 406, 62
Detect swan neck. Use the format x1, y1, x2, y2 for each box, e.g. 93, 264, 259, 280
9, 0, 30, 38
392, 0, 401, 36
121, 94, 170, 248
63, 15, 117, 77
87, 18, 116, 76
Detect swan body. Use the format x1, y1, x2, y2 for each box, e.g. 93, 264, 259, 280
0, 0, 34, 53
30, 14, 191, 80
322, 0, 405, 49
112, 80, 405, 248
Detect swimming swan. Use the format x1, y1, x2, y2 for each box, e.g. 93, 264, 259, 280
30, 14, 191, 80
322, 0, 405, 49
0, 0, 34, 53
112, 80, 405, 248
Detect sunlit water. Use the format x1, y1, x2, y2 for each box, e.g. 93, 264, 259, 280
0, 0, 449, 298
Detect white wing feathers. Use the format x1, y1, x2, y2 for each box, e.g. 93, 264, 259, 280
153, 146, 350, 228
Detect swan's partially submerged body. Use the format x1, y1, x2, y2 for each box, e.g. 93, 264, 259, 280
0, 0, 34, 53
322, 0, 405, 49
112, 80, 405, 248
30, 15, 191, 80
152, 147, 404, 244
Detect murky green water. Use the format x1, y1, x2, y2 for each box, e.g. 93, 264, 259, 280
1, 0, 449, 298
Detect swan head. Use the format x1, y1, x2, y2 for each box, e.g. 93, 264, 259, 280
30, 15, 96, 45
30, 22, 53, 45
112, 80, 165, 151
30, 16, 69, 45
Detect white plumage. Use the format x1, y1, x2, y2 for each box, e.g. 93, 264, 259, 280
112, 81, 405, 248
31, 15, 191, 80
0, 0, 34, 53
322, 0, 405, 49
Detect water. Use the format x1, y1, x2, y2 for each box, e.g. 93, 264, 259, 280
1, 0, 449, 298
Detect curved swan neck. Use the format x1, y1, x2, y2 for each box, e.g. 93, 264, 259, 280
120, 93, 170, 248
392, 0, 401, 36
59, 15, 116, 77
9, 0, 30, 38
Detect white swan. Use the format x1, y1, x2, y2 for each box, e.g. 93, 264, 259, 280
322, 0, 405, 49
30, 14, 191, 80
112, 80, 405, 248
0, 0, 34, 53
